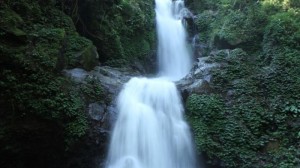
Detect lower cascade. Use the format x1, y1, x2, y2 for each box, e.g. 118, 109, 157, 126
105, 0, 197, 168
105, 78, 197, 168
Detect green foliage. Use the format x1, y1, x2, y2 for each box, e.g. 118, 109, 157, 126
262, 0, 300, 11
65, 35, 98, 70
187, 85, 300, 167
187, 94, 265, 167
187, 0, 300, 167
191, 0, 268, 52
80, 76, 108, 103
195, 10, 215, 33
193, 47, 300, 167
216, 10, 248, 46
0, 7, 26, 36
263, 10, 300, 54
186, 94, 225, 152
194, 10, 216, 48
0, 1, 98, 166
37, 28, 66, 42
77, 0, 155, 66
187, 0, 220, 12
209, 48, 255, 91
187, 94, 224, 118
0, 0, 155, 167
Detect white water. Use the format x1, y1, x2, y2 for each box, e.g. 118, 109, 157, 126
105, 0, 196, 168
156, 0, 192, 81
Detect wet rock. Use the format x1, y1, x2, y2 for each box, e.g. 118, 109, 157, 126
88, 102, 106, 121
63, 65, 140, 168
226, 90, 235, 99
192, 34, 207, 57
194, 57, 219, 79
64, 66, 139, 94
177, 56, 219, 98
107, 102, 118, 124
63, 68, 89, 83
64, 66, 139, 128
130, 50, 157, 75
91, 66, 139, 95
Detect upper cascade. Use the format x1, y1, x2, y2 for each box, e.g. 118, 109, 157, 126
156, 0, 192, 81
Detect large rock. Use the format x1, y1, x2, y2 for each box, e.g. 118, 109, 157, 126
88, 102, 106, 121
63, 65, 139, 168
65, 35, 99, 71
64, 68, 89, 83
91, 66, 140, 95
177, 56, 219, 101
191, 34, 208, 58
64, 65, 139, 125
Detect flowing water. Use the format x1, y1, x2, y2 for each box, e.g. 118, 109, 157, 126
156, 0, 192, 80
105, 0, 196, 168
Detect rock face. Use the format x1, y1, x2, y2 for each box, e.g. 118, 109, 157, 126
88, 102, 107, 122
177, 56, 219, 101
64, 65, 140, 127
64, 66, 140, 168
76, 0, 156, 65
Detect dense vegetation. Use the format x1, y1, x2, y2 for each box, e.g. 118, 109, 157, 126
186, 0, 300, 167
75, 0, 156, 66
0, 0, 154, 167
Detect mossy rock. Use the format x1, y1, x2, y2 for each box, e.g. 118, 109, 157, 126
76, 0, 155, 66
65, 35, 99, 70
80, 44, 99, 70
193, 2, 267, 52
47, 8, 77, 34
36, 28, 66, 42
0, 8, 26, 37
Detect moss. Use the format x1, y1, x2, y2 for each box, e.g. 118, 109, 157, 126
187, 79, 300, 167
76, 0, 155, 66
187, 0, 220, 12
46, 8, 77, 34
0, 1, 101, 167
216, 10, 247, 46
65, 35, 98, 70
187, 1, 300, 167
122, 35, 151, 60
80, 76, 109, 103
192, 1, 268, 53
263, 10, 300, 53
81, 45, 99, 70
0, 7, 26, 37
195, 10, 215, 33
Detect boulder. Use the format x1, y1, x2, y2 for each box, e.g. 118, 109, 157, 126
63, 65, 139, 167
88, 102, 106, 121
177, 56, 219, 100
65, 35, 99, 70
64, 68, 89, 83
64, 65, 139, 126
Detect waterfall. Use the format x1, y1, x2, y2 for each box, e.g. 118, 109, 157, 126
105, 0, 196, 168
156, 0, 192, 81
